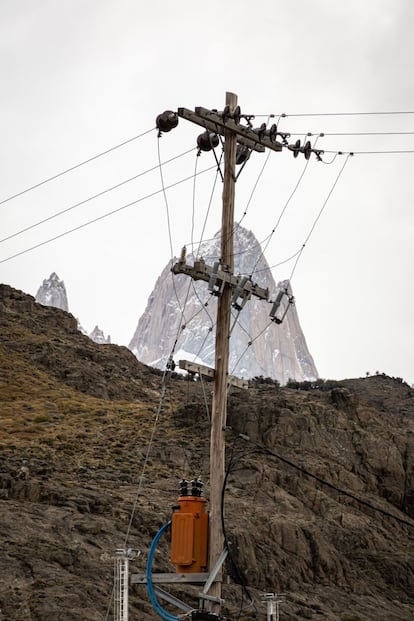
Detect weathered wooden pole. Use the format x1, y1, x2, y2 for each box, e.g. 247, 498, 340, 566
208, 91, 238, 610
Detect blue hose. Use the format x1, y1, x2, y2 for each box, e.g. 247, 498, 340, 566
146, 521, 180, 621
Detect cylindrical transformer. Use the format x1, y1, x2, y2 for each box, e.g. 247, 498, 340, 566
170, 495, 209, 573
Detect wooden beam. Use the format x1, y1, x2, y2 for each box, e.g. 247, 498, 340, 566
178, 359, 248, 390
177, 106, 284, 153
178, 107, 265, 152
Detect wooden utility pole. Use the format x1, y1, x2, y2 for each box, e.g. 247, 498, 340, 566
208, 91, 238, 609
169, 92, 302, 616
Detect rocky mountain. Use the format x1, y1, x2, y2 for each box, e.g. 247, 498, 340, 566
1, 283, 413, 621
89, 325, 111, 345
130, 224, 318, 384
36, 271, 69, 312
35, 272, 110, 345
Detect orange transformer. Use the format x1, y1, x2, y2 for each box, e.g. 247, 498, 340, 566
170, 479, 209, 573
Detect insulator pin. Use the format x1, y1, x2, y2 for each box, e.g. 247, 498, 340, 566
156, 110, 178, 133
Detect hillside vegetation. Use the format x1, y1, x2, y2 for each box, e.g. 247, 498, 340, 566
0, 284, 413, 621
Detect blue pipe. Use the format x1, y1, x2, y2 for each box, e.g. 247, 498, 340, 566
146, 521, 180, 621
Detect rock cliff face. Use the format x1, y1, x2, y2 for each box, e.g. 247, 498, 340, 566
130, 224, 318, 384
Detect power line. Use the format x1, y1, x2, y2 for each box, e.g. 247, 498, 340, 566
256, 111, 414, 118
237, 149, 272, 227
289, 154, 352, 281
250, 137, 319, 277
0, 164, 216, 265
291, 131, 414, 137
0, 126, 155, 208
241, 437, 414, 530
0, 147, 196, 245
323, 149, 414, 155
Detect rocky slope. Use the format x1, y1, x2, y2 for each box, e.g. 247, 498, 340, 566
1, 283, 414, 621
130, 224, 318, 384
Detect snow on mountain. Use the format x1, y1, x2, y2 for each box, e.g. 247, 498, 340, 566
89, 326, 111, 345
129, 224, 318, 384
35, 273, 110, 345
35, 272, 69, 312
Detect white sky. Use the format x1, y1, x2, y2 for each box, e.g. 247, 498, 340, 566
1, 0, 413, 385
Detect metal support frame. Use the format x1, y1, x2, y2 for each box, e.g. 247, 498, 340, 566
113, 548, 140, 621
261, 592, 286, 621
198, 548, 228, 607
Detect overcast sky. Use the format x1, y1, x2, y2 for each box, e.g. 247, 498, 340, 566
1, 0, 413, 385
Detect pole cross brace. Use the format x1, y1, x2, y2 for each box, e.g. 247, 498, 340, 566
171, 257, 269, 302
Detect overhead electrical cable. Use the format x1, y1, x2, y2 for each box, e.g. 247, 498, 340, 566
290, 131, 414, 137
157, 136, 176, 261
195, 152, 222, 260
157, 140, 215, 370
157, 136, 192, 362
123, 367, 172, 547
190, 153, 199, 256
0, 126, 155, 207
0, 164, 217, 265
237, 149, 272, 227
0, 147, 197, 245
221, 443, 256, 616
323, 149, 414, 155
251, 246, 304, 276
239, 438, 414, 530
255, 111, 414, 118
289, 153, 352, 282
249, 142, 315, 278
229, 319, 274, 379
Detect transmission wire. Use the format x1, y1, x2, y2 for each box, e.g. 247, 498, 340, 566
239, 437, 414, 530
0, 126, 155, 207
123, 370, 172, 547
289, 153, 352, 282
0, 164, 217, 264
0, 147, 196, 245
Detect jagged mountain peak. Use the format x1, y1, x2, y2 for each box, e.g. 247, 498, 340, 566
35, 273, 110, 345
129, 224, 318, 384
35, 272, 69, 312
89, 325, 111, 345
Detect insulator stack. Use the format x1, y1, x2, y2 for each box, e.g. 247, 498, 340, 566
156, 110, 179, 133
170, 477, 208, 573
197, 131, 219, 152
288, 139, 302, 158
236, 143, 251, 165
287, 139, 324, 161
